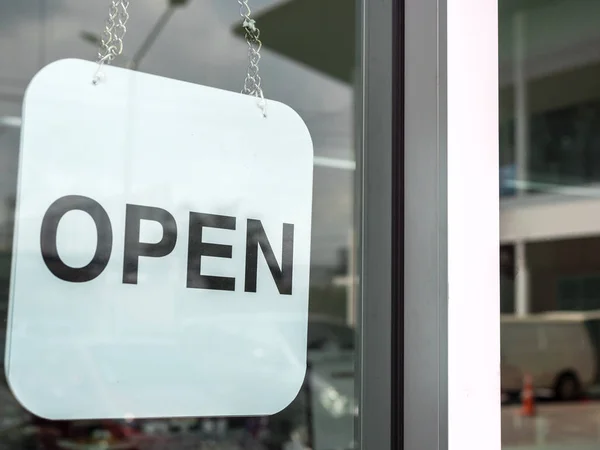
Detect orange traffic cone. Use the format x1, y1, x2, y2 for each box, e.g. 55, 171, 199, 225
520, 374, 536, 417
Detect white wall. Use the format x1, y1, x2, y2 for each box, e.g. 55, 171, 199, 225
501, 194, 600, 243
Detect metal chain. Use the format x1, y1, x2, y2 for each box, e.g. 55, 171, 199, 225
98, 0, 130, 63
92, 0, 266, 117
93, 0, 130, 84
239, 0, 267, 116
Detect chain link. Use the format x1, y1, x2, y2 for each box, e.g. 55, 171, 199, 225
94, 0, 129, 83
239, 0, 266, 115
93, 0, 266, 116
98, 0, 130, 63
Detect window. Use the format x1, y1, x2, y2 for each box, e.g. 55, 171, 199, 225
0, 2, 367, 449
500, 0, 600, 447
558, 275, 600, 311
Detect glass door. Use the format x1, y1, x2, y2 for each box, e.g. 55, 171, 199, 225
0, 1, 381, 449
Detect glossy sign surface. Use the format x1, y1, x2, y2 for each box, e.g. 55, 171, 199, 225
5, 59, 313, 420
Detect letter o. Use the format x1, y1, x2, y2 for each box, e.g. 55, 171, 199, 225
40, 195, 113, 282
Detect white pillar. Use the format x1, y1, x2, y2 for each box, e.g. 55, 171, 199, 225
346, 228, 356, 326
513, 11, 531, 316
515, 241, 530, 316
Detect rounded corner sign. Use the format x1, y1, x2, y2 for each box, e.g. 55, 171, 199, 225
5, 59, 314, 420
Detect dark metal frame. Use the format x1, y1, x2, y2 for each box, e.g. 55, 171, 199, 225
356, 0, 402, 448
391, 0, 405, 448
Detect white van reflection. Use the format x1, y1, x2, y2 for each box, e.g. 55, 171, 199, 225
501, 311, 600, 401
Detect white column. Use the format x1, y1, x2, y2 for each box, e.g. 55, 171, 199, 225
513, 11, 531, 316
346, 228, 356, 326
445, 0, 500, 447
515, 241, 530, 316
333, 229, 357, 326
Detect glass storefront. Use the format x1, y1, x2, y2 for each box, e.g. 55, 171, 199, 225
0, 1, 360, 449
17, 0, 600, 449
500, 0, 600, 448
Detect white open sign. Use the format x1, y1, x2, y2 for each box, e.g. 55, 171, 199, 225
5, 59, 314, 420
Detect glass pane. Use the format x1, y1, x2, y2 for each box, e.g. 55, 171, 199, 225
0, 1, 360, 449
500, 0, 600, 448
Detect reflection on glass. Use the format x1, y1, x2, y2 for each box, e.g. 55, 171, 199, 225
501, 0, 600, 449
0, 0, 359, 449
